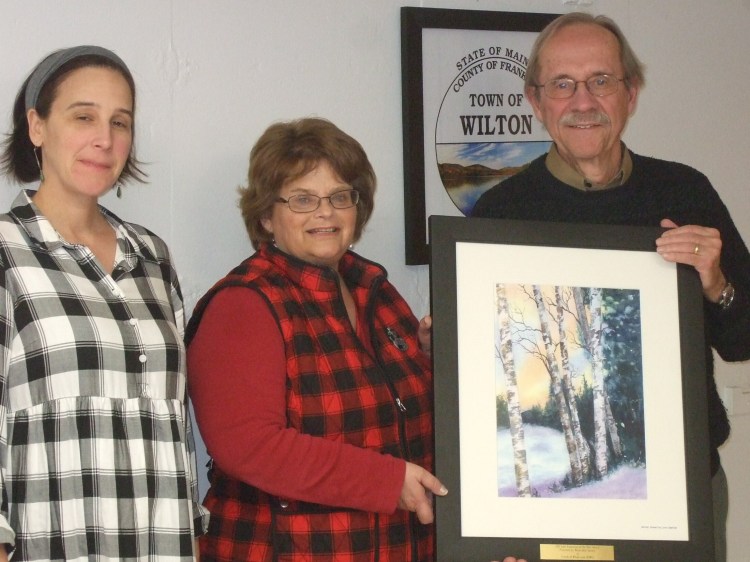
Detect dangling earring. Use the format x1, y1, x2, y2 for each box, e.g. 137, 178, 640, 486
33, 146, 44, 183
114, 183, 122, 198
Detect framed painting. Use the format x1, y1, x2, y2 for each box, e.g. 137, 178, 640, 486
400, 7, 558, 264
429, 215, 714, 561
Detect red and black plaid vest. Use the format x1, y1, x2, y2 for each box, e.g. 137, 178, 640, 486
186, 244, 434, 561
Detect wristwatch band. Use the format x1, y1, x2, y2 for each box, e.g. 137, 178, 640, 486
718, 281, 735, 310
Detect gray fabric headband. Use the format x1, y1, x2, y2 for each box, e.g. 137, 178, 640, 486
24, 45, 129, 111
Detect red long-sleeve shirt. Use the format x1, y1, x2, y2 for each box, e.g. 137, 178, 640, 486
188, 286, 405, 513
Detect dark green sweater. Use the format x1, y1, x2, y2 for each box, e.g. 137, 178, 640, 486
473, 151, 750, 474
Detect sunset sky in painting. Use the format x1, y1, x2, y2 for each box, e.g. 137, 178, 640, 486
494, 283, 592, 411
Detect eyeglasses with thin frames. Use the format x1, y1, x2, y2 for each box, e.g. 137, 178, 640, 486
276, 188, 360, 213
534, 74, 626, 99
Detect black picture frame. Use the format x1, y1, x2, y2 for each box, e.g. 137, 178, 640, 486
400, 7, 558, 265
429, 215, 714, 562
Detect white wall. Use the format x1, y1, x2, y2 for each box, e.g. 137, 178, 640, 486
2, 0, 749, 559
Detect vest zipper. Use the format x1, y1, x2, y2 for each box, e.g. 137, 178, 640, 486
359, 277, 421, 561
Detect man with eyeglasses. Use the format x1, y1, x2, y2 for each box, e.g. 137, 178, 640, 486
473, 12, 750, 562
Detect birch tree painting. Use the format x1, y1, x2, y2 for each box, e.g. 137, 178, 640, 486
495, 283, 646, 499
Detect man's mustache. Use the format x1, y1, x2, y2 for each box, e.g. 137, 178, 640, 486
560, 111, 611, 126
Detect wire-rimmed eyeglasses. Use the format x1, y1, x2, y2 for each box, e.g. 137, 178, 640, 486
276, 188, 360, 213
534, 74, 626, 99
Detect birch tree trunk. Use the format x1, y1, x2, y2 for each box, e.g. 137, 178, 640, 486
589, 287, 608, 477
555, 286, 591, 480
573, 286, 591, 348
496, 284, 531, 497
532, 285, 582, 485
605, 392, 623, 458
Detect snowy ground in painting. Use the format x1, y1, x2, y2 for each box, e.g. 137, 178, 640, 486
497, 425, 647, 499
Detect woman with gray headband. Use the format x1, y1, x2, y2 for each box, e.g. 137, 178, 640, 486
0, 46, 208, 560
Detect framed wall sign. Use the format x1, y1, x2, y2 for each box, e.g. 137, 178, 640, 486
400, 7, 558, 264
429, 215, 714, 562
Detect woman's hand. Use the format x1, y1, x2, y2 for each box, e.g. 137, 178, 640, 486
491, 558, 527, 562
417, 315, 432, 355
398, 461, 447, 524
656, 218, 725, 301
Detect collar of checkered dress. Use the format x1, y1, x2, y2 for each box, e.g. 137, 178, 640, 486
9, 190, 158, 266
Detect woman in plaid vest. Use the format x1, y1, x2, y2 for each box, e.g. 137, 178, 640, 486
186, 117, 448, 562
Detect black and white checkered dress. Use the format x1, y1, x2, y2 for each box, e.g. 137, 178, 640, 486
0, 191, 209, 561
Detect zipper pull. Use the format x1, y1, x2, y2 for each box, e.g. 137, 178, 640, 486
395, 397, 407, 413
386, 327, 409, 351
